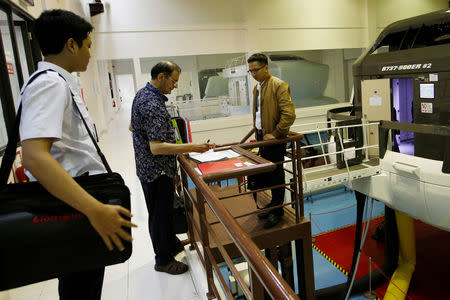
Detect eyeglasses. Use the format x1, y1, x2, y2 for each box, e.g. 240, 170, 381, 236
167, 76, 178, 85
248, 65, 266, 74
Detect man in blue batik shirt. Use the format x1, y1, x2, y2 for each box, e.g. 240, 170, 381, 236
131, 61, 213, 275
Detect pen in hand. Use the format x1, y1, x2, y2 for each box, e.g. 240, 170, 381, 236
205, 139, 216, 149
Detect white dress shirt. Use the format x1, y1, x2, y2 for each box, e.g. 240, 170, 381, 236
20, 61, 105, 180
255, 82, 262, 130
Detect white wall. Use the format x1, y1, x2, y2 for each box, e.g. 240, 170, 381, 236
8, 0, 43, 18
367, 0, 448, 42
246, 0, 368, 52
43, 0, 91, 17
267, 50, 323, 64
115, 74, 135, 102
197, 53, 246, 70
322, 50, 346, 102
111, 59, 136, 102
263, 49, 363, 103
112, 59, 136, 94
92, 0, 247, 59
374, 0, 448, 30
91, 0, 366, 60
112, 59, 133, 74
96, 60, 120, 125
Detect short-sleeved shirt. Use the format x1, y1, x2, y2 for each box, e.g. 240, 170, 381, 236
131, 83, 176, 183
19, 61, 106, 181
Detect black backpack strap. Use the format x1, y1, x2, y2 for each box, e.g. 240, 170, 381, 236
0, 70, 50, 185
0, 69, 111, 185
0, 104, 23, 185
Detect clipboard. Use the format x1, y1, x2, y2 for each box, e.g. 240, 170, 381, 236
197, 158, 245, 175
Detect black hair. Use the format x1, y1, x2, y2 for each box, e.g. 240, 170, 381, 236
151, 61, 181, 80
34, 9, 93, 56
247, 53, 268, 65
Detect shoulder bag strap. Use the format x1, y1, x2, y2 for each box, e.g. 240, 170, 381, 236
69, 92, 112, 173
0, 70, 49, 185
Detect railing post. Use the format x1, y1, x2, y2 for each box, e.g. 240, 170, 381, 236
249, 267, 264, 300
291, 141, 299, 223
295, 140, 304, 218
180, 166, 195, 250
279, 243, 294, 288
196, 189, 215, 299
295, 231, 315, 300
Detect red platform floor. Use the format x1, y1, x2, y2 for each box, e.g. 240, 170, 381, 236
313, 217, 450, 299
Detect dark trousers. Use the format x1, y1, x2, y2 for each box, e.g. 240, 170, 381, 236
141, 175, 180, 266
58, 267, 105, 300
249, 130, 286, 216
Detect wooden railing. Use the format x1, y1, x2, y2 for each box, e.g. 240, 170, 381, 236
179, 132, 309, 299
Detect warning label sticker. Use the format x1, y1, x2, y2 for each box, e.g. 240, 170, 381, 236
421, 102, 433, 114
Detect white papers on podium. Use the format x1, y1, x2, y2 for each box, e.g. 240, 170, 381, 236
188, 149, 240, 163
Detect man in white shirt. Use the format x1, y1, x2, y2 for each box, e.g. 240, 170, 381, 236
20, 10, 136, 300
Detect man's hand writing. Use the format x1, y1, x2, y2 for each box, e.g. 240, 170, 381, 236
191, 143, 214, 153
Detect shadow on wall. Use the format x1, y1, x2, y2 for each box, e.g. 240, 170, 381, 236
198, 68, 223, 98
269, 55, 339, 108
203, 76, 229, 99
198, 55, 340, 115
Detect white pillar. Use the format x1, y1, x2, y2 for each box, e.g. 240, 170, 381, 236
365, 0, 378, 46
133, 57, 143, 91
191, 56, 201, 100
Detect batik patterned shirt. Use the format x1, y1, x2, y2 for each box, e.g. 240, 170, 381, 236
131, 83, 176, 183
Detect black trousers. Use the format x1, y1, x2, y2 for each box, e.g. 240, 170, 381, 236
141, 175, 180, 266
248, 130, 286, 216
58, 267, 105, 300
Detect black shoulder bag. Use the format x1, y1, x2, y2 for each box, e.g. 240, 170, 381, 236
0, 70, 132, 291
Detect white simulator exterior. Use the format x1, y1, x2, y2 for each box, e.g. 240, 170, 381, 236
349, 150, 450, 231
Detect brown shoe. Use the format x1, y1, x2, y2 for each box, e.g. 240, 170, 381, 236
154, 260, 189, 275
263, 213, 282, 229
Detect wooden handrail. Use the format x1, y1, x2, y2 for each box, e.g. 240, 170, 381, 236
179, 154, 299, 300
240, 128, 255, 144
215, 132, 304, 151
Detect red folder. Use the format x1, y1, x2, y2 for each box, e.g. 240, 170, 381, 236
197, 158, 245, 175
